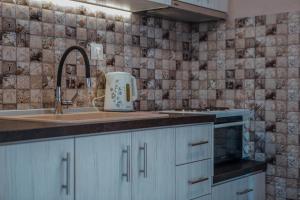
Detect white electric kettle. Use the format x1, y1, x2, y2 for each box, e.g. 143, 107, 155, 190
104, 72, 138, 111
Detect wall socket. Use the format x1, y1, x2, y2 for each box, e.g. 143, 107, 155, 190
90, 43, 104, 60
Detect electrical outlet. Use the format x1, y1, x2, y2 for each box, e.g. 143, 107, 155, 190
90, 43, 103, 60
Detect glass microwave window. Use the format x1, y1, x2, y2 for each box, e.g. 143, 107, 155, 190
214, 125, 243, 164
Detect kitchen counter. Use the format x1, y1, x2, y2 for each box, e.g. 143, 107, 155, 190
0, 113, 215, 144
213, 160, 267, 184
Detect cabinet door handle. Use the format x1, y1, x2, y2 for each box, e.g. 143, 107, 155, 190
139, 143, 148, 178
62, 152, 71, 195
237, 189, 254, 195
122, 146, 131, 182
189, 141, 209, 147
188, 177, 209, 185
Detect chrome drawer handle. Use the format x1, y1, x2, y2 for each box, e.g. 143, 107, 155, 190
139, 143, 148, 178
237, 189, 253, 195
188, 141, 209, 147
122, 146, 131, 182
188, 177, 209, 185
62, 152, 71, 195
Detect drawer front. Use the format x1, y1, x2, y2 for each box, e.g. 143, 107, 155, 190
176, 160, 212, 200
213, 176, 247, 200
193, 194, 211, 200
213, 172, 266, 200
176, 124, 212, 165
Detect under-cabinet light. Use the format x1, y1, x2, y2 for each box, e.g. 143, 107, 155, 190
35, 0, 132, 18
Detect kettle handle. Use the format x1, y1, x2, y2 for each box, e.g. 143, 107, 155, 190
131, 75, 138, 101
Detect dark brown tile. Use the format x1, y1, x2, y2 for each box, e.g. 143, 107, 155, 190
255, 15, 266, 26
266, 25, 277, 35
2, 61, 17, 76
2, 18, 16, 32
30, 49, 43, 62
132, 35, 140, 46
199, 32, 208, 42
226, 70, 235, 79
106, 21, 115, 32
266, 58, 276, 68
226, 39, 235, 49
66, 26, 76, 38
29, 7, 42, 21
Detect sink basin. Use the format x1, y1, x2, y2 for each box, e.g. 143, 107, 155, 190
0, 111, 169, 124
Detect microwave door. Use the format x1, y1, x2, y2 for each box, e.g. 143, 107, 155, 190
214, 122, 244, 165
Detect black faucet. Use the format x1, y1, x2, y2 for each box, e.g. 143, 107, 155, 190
55, 46, 92, 114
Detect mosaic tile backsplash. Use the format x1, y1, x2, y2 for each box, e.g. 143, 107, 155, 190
190, 13, 300, 200
0, 0, 192, 110
0, 0, 300, 199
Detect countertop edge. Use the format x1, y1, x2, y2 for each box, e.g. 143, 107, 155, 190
0, 114, 216, 144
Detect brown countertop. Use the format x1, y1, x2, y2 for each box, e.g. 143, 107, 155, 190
0, 113, 215, 144
214, 160, 267, 184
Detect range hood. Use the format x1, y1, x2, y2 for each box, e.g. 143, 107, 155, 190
141, 0, 227, 22
72, 0, 227, 22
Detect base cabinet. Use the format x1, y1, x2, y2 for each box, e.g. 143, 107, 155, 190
132, 128, 175, 200
1, 123, 261, 200
75, 133, 132, 200
0, 139, 74, 200
212, 172, 265, 200
76, 128, 176, 200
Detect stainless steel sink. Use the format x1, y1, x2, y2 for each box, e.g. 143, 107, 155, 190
0, 108, 169, 124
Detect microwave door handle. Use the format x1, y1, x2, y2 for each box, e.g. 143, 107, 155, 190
214, 122, 244, 128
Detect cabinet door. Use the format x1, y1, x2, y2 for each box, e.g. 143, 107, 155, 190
178, 0, 228, 12
178, 0, 204, 6
207, 0, 228, 12
149, 0, 171, 5
132, 128, 175, 200
75, 133, 131, 200
248, 173, 266, 200
0, 139, 74, 200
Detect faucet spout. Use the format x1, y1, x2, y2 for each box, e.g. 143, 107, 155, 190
55, 46, 91, 114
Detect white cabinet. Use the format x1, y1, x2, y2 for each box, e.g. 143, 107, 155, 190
75, 133, 131, 200
132, 128, 175, 200
194, 194, 212, 200
175, 124, 214, 200
207, 0, 228, 12
178, 0, 228, 12
248, 173, 266, 200
71, 0, 171, 12
176, 159, 212, 200
0, 139, 74, 200
212, 172, 266, 200
175, 124, 213, 165
149, 0, 172, 5
178, 0, 205, 6
76, 128, 176, 200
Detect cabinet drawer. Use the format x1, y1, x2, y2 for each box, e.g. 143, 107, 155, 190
193, 194, 211, 200
176, 124, 212, 165
176, 160, 212, 200
212, 172, 266, 200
